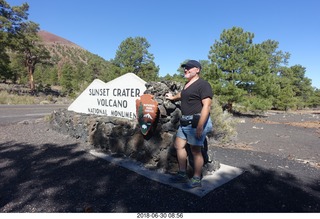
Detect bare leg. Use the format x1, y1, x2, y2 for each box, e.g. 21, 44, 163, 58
190, 145, 203, 177
174, 137, 187, 172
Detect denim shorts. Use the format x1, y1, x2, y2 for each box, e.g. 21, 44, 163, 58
176, 115, 213, 146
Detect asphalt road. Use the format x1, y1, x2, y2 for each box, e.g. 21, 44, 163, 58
0, 104, 68, 125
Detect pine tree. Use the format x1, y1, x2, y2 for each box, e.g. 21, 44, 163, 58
112, 37, 159, 81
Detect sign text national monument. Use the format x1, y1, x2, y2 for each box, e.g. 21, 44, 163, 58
68, 73, 146, 120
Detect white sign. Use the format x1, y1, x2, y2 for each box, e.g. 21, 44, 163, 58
68, 73, 146, 120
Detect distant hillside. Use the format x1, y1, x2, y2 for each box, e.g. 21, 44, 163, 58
36, 30, 111, 67
33, 30, 114, 91
37, 30, 82, 49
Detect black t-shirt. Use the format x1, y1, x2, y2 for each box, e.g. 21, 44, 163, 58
180, 78, 213, 115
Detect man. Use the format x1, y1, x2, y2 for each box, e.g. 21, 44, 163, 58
166, 60, 213, 188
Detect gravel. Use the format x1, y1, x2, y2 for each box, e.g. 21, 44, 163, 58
0, 112, 319, 212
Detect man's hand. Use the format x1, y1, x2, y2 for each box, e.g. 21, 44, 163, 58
165, 93, 174, 100
165, 92, 181, 101
196, 125, 203, 139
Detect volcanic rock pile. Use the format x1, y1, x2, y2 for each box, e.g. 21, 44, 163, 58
50, 80, 220, 175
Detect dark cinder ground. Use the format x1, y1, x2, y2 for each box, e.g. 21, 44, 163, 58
0, 110, 319, 212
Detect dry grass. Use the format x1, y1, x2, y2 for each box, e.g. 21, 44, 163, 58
0, 91, 37, 104
0, 90, 73, 105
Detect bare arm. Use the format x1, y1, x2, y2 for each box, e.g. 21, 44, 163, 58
196, 97, 212, 138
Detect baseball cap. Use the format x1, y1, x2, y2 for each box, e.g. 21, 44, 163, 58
181, 60, 201, 70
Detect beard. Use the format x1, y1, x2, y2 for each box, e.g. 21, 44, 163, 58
184, 72, 197, 79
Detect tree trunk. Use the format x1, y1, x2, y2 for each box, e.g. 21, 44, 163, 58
28, 66, 35, 91
25, 49, 37, 91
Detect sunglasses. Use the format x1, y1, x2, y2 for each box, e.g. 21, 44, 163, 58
183, 66, 195, 71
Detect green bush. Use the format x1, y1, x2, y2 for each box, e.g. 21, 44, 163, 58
210, 97, 238, 143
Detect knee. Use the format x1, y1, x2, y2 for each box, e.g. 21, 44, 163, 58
174, 143, 185, 150
174, 138, 186, 150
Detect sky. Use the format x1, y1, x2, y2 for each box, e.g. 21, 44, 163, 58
7, 0, 320, 88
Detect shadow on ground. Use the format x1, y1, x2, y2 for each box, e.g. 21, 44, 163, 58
0, 141, 319, 212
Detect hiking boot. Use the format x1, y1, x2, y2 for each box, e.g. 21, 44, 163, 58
170, 171, 188, 183
186, 176, 202, 188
